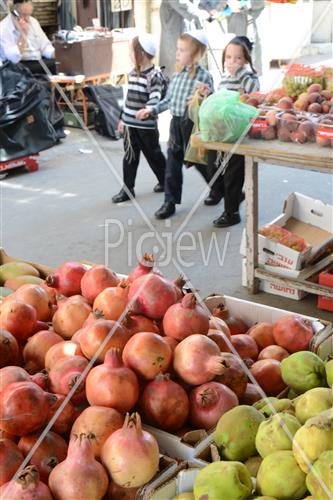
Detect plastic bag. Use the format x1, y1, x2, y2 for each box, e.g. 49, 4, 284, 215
199, 88, 259, 143
184, 91, 209, 166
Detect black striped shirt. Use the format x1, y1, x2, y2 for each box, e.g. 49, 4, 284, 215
122, 65, 163, 129
218, 66, 260, 94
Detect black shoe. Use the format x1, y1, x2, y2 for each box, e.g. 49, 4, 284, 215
204, 192, 224, 206
240, 191, 245, 203
213, 211, 241, 228
155, 202, 175, 219
112, 188, 135, 203
153, 183, 164, 193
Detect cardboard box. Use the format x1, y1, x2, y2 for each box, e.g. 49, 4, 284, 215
318, 264, 333, 312
240, 192, 333, 271
146, 463, 204, 500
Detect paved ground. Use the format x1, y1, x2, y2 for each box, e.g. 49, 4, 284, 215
1, 52, 332, 321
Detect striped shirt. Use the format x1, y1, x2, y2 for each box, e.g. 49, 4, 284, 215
122, 65, 163, 129
218, 66, 260, 94
150, 64, 214, 118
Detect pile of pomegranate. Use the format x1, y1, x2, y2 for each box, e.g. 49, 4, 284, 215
0, 255, 315, 498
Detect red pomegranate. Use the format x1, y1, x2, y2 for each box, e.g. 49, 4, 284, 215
0, 437, 24, 486
18, 430, 68, 482
214, 352, 248, 398
86, 349, 139, 412
81, 265, 119, 304
93, 280, 129, 321
46, 262, 87, 297
124, 314, 160, 336
0, 329, 20, 368
45, 341, 83, 371
52, 296, 91, 340
207, 329, 231, 352
79, 319, 131, 362
0, 381, 57, 436
14, 284, 52, 322
0, 299, 37, 341
209, 316, 231, 337
128, 274, 177, 320
139, 374, 190, 432
172, 275, 186, 301
128, 253, 160, 283
163, 336, 178, 353
47, 394, 75, 435
23, 330, 63, 373
0, 465, 52, 500
273, 315, 313, 352
250, 359, 287, 396
212, 304, 248, 335
258, 345, 290, 362
230, 334, 259, 361
48, 355, 89, 404
247, 322, 275, 350
0, 366, 31, 397
189, 381, 238, 430
239, 383, 263, 405
163, 293, 210, 341
71, 406, 124, 458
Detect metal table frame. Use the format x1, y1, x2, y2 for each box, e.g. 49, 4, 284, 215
199, 138, 333, 299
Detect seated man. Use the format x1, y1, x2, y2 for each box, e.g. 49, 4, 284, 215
0, 0, 56, 74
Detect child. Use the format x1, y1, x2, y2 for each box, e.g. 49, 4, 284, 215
205, 35, 259, 227
112, 33, 166, 203
136, 30, 214, 219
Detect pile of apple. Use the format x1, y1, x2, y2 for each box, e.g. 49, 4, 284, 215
293, 84, 333, 114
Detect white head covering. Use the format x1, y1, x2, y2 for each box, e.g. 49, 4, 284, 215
185, 30, 209, 47
138, 33, 157, 56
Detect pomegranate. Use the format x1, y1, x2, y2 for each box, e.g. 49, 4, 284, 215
173, 334, 228, 386
0, 437, 24, 486
93, 280, 129, 321
52, 296, 91, 340
71, 406, 124, 457
0, 299, 37, 341
48, 355, 89, 404
0, 381, 56, 436
172, 275, 186, 301
49, 433, 109, 500
128, 253, 158, 283
81, 265, 119, 304
79, 318, 131, 362
250, 359, 287, 396
139, 374, 190, 432
44, 341, 83, 371
106, 482, 139, 499
18, 430, 68, 482
46, 261, 87, 296
30, 371, 48, 390
247, 322, 275, 350
86, 348, 139, 412
273, 315, 313, 352
0, 366, 31, 396
101, 413, 159, 488
32, 320, 50, 334
0, 465, 52, 500
0, 329, 20, 368
163, 336, 178, 353
189, 382, 238, 430
122, 332, 172, 380
208, 316, 231, 337
163, 293, 209, 341
207, 329, 231, 352
230, 334, 259, 361
23, 330, 63, 373
14, 284, 52, 322
128, 273, 177, 320
212, 304, 248, 335
124, 314, 160, 335
240, 383, 263, 405
214, 353, 248, 398
47, 394, 75, 435
258, 345, 289, 361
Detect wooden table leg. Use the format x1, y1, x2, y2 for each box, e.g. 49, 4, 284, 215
77, 88, 88, 126
245, 155, 259, 294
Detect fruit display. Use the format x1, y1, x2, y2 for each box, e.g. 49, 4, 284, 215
283, 65, 324, 98
316, 114, 333, 148
276, 110, 317, 144
259, 224, 307, 252
293, 83, 333, 114
0, 254, 331, 499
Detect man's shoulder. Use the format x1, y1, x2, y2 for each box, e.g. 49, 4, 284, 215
0, 14, 12, 27
29, 16, 42, 28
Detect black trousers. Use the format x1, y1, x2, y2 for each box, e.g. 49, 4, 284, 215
165, 116, 211, 204
123, 126, 166, 190
20, 58, 57, 75
208, 150, 245, 214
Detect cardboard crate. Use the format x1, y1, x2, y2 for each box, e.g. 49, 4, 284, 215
146, 463, 204, 500
240, 192, 333, 271
318, 264, 333, 312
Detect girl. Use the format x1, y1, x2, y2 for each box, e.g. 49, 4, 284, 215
112, 33, 166, 203
137, 30, 214, 219
205, 36, 259, 227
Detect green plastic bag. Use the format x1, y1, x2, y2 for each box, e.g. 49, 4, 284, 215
199, 88, 259, 143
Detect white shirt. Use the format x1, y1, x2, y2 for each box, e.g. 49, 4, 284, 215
0, 14, 55, 64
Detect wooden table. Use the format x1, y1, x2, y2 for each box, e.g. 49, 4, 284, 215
198, 137, 333, 299
49, 73, 110, 126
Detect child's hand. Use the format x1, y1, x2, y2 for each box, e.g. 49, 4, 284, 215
117, 120, 125, 135
196, 83, 210, 97
136, 109, 151, 120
